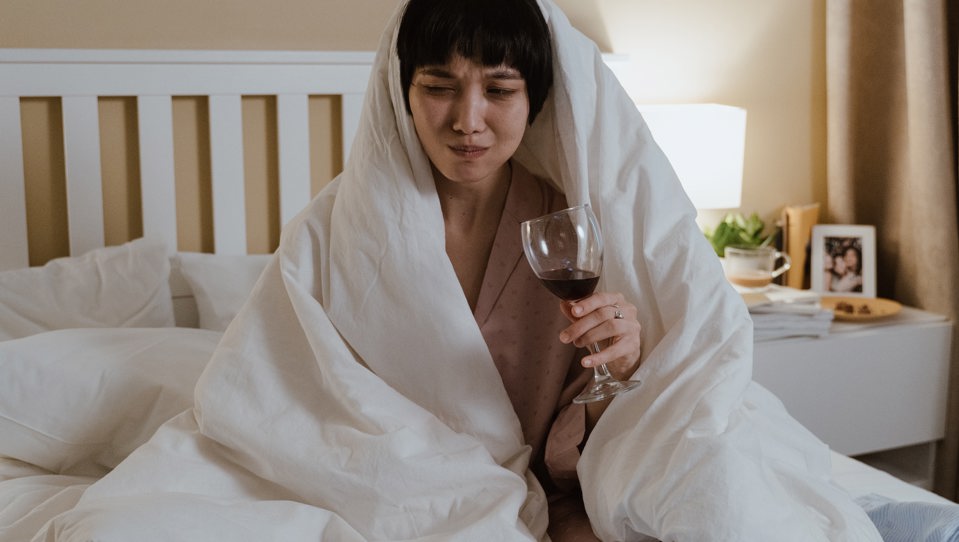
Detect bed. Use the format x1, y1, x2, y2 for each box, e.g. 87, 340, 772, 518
0, 47, 954, 541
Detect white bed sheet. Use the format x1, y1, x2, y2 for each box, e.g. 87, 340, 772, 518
831, 451, 953, 506
0, 459, 93, 541
1, 450, 950, 541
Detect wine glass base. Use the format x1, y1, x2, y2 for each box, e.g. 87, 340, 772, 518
572, 378, 641, 404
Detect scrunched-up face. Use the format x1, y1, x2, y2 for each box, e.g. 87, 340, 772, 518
408, 54, 530, 187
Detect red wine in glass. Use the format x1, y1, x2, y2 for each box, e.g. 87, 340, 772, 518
537, 269, 600, 301
521, 204, 641, 404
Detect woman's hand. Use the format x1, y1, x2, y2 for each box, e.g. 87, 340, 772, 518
558, 291, 642, 381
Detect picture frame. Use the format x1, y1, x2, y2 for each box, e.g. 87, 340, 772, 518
810, 224, 876, 297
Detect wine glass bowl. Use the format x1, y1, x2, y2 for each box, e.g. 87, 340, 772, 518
523, 206, 602, 301
521, 204, 641, 404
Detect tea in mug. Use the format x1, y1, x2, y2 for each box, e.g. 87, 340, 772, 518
723, 246, 791, 288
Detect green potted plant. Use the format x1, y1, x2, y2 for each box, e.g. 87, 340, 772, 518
704, 212, 778, 258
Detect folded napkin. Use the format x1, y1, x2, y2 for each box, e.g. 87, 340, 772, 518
737, 285, 834, 341
738, 284, 821, 310
752, 311, 834, 341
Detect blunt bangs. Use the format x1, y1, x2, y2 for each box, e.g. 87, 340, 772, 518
398, 0, 553, 124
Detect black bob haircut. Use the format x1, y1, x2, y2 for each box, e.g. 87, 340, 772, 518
397, 0, 553, 125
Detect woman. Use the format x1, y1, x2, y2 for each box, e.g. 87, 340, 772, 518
832, 245, 864, 292
396, 1, 641, 538
41, 0, 882, 540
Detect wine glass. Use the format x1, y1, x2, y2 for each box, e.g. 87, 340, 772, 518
521, 203, 641, 404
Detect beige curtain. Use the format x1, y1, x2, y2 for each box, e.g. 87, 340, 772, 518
826, 0, 959, 498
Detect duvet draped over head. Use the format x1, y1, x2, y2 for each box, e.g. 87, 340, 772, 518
36, 0, 882, 540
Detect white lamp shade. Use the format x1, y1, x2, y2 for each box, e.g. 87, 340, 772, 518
637, 104, 746, 210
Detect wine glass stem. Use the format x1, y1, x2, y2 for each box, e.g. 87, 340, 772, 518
586, 343, 614, 381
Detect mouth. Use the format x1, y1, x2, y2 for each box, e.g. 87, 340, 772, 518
449, 145, 488, 158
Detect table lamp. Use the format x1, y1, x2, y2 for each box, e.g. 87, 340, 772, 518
636, 103, 746, 210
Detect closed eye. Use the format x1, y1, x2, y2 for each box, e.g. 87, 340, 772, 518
487, 87, 518, 96
418, 84, 455, 95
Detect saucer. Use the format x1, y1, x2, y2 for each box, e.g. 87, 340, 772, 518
820, 296, 902, 321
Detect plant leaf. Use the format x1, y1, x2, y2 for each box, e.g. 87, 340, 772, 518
704, 211, 779, 257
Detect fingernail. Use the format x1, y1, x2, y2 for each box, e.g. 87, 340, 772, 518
559, 332, 570, 343
573, 305, 583, 316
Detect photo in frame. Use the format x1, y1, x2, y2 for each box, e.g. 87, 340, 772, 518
810, 224, 876, 297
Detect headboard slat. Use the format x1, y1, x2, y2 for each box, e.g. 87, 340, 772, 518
208, 95, 247, 255
0, 97, 29, 270
277, 94, 312, 227
341, 93, 364, 167
62, 96, 106, 255
137, 95, 178, 254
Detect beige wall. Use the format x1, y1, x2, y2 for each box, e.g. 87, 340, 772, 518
3, 0, 825, 248
598, 0, 827, 231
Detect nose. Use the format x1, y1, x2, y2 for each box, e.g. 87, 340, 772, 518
451, 88, 486, 134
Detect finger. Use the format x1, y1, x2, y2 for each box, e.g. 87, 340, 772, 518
582, 332, 642, 373
579, 314, 642, 360
573, 314, 632, 351
559, 304, 620, 345
582, 336, 635, 367
560, 301, 639, 349
567, 292, 625, 319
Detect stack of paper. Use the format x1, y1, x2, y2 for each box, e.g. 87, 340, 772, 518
736, 285, 834, 341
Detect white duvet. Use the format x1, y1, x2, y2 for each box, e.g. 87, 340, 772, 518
4, 0, 883, 540
0, 327, 222, 541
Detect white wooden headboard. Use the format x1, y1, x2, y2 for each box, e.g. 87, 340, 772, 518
0, 48, 374, 270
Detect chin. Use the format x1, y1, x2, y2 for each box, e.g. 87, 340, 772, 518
437, 160, 509, 186
446, 171, 498, 185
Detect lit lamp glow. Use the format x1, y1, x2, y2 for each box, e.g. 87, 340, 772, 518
636, 104, 747, 209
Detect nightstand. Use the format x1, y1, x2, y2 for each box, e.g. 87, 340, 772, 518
751, 306, 953, 489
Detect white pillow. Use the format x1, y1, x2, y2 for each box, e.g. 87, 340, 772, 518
0, 237, 175, 341
174, 252, 273, 331
0, 327, 222, 477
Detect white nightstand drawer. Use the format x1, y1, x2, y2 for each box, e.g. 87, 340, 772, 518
752, 307, 952, 456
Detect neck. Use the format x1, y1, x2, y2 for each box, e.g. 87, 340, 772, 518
435, 162, 514, 311
435, 163, 512, 231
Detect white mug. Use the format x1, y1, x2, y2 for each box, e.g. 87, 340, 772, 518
724, 246, 791, 288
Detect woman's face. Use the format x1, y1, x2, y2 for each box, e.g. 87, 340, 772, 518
408, 54, 530, 187
833, 254, 846, 274
843, 248, 860, 271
